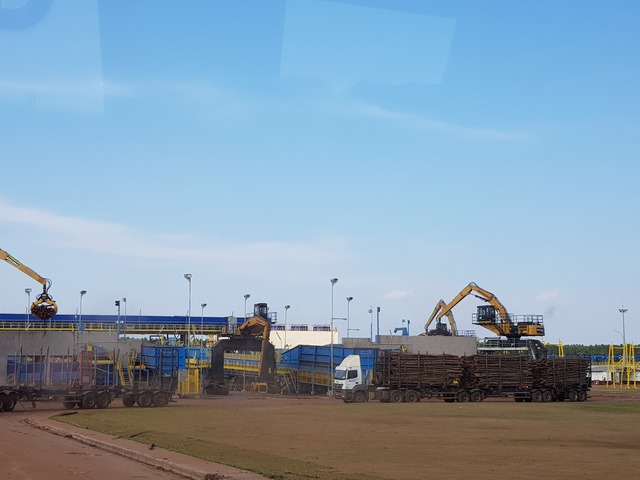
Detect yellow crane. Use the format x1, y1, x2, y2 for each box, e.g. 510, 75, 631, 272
1, 247, 58, 320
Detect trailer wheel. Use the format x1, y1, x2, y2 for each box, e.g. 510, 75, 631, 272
96, 392, 111, 409
457, 391, 470, 403
531, 390, 543, 402
81, 392, 97, 409
1, 392, 17, 412
542, 390, 553, 402
404, 390, 420, 403
152, 391, 169, 407
353, 391, 367, 403
470, 390, 484, 402
137, 392, 152, 408
62, 400, 77, 409
122, 394, 136, 407
568, 390, 578, 402
388, 390, 404, 403
577, 390, 587, 402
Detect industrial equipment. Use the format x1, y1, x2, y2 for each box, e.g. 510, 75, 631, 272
206, 303, 277, 394
426, 282, 544, 339
424, 299, 457, 336
1, 247, 58, 320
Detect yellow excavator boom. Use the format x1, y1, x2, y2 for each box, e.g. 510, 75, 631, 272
1, 247, 58, 320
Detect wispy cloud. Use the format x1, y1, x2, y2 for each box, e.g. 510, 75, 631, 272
384, 289, 414, 301
537, 290, 560, 302
0, 201, 341, 267
341, 102, 532, 142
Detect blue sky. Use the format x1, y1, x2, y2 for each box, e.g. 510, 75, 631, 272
1, 0, 639, 345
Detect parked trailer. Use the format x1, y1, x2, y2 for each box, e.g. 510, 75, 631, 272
334, 351, 591, 403
1, 346, 178, 412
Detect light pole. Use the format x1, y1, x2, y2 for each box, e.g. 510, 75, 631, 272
25, 288, 32, 325
201, 303, 207, 340
346, 296, 354, 338
115, 299, 121, 339
369, 306, 373, 342
619, 306, 628, 369
79, 290, 87, 332
284, 304, 290, 349
330, 278, 338, 394
122, 297, 127, 336
244, 293, 250, 321
184, 274, 192, 347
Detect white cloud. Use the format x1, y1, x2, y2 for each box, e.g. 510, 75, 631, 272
0, 201, 341, 267
383, 289, 414, 301
341, 101, 532, 142
537, 290, 560, 302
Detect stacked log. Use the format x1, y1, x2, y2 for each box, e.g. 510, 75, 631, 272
467, 354, 534, 389
533, 357, 590, 388
374, 351, 464, 388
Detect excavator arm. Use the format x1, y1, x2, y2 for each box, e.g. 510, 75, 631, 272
234, 310, 273, 382
438, 282, 543, 339
1, 247, 58, 320
424, 299, 458, 336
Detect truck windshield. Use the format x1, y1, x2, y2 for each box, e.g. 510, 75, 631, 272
334, 370, 346, 380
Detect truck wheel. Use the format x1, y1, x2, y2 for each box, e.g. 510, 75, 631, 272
388, 390, 404, 403
531, 390, 543, 402
577, 390, 587, 402
63, 400, 77, 409
96, 392, 111, 409
542, 390, 553, 402
122, 394, 136, 407
457, 391, 470, 403
404, 390, 420, 403
137, 392, 152, 408
568, 390, 578, 402
353, 391, 367, 403
81, 392, 97, 409
470, 390, 483, 402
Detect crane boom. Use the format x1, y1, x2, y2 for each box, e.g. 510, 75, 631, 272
1, 247, 58, 320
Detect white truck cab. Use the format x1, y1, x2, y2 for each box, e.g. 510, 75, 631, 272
334, 354, 369, 402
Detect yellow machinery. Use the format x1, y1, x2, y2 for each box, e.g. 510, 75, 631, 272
424, 299, 458, 336
426, 282, 544, 339
1, 247, 58, 320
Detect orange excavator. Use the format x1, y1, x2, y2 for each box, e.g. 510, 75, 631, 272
1, 247, 58, 320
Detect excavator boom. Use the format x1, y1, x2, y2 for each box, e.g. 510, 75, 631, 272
1, 247, 58, 320
438, 282, 544, 339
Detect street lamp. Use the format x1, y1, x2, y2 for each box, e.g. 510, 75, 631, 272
122, 297, 127, 335
115, 299, 121, 339
346, 296, 353, 338
330, 278, 338, 394
25, 288, 32, 324
201, 303, 207, 340
369, 306, 373, 342
284, 304, 290, 349
619, 306, 628, 368
244, 294, 250, 321
79, 290, 87, 332
184, 274, 192, 347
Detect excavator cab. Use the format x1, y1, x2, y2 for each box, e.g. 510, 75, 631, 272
476, 305, 497, 323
